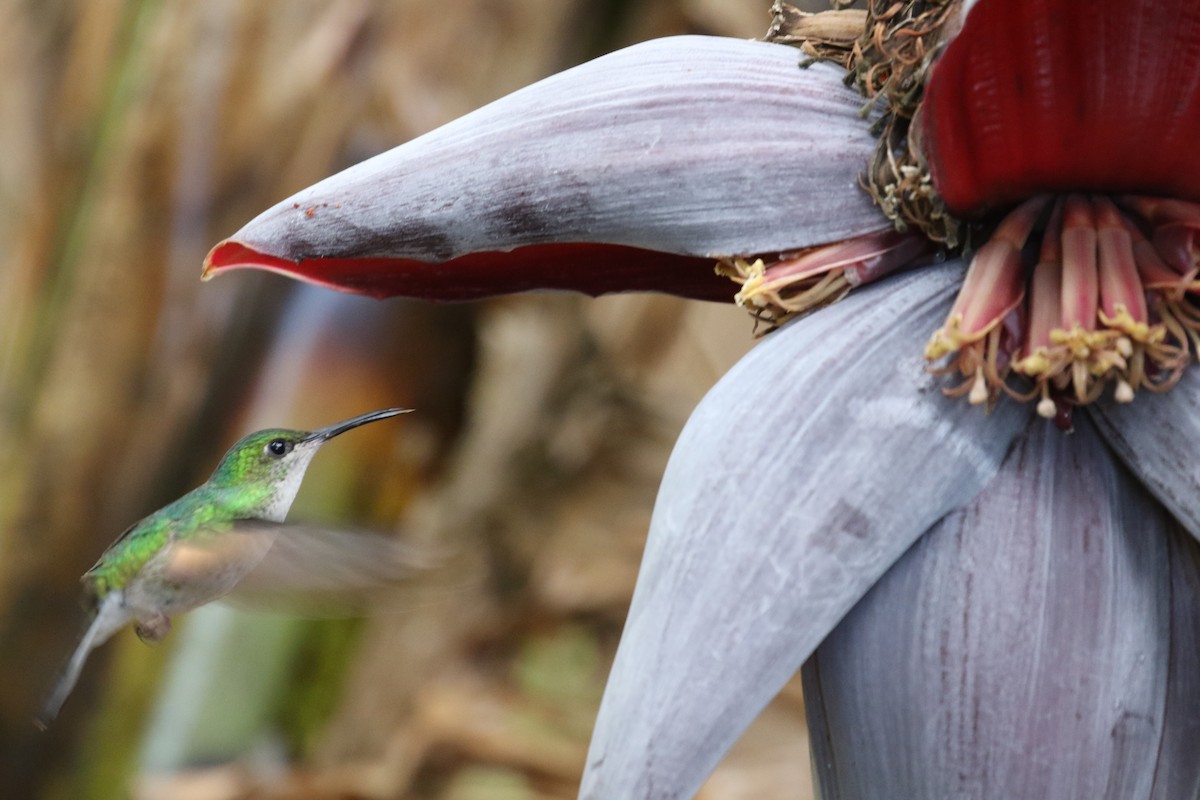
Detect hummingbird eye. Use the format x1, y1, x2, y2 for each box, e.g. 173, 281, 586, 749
266, 439, 292, 457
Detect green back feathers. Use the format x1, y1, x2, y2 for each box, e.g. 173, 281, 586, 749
82, 483, 269, 601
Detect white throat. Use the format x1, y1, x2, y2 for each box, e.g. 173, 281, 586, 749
260, 445, 321, 522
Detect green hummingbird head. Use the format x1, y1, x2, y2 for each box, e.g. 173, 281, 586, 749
207, 408, 411, 521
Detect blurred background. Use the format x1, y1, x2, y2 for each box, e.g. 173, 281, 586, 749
0, 1, 824, 797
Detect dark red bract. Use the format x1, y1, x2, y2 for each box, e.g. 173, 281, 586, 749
204, 240, 730, 301
921, 0, 1200, 216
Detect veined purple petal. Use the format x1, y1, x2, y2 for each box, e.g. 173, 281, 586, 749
203, 36, 884, 300
1154, 518, 1200, 797
803, 415, 1200, 799
578, 264, 1030, 799
1088, 369, 1200, 545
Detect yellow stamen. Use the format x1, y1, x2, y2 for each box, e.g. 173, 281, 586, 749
719, 229, 931, 332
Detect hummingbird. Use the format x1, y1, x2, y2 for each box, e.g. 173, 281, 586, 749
37, 407, 415, 728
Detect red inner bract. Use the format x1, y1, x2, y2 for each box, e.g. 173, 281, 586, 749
204, 241, 731, 302
921, 0, 1200, 216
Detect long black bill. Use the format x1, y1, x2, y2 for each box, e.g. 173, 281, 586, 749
303, 408, 411, 443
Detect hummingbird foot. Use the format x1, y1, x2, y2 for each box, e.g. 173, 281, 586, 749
134, 613, 172, 644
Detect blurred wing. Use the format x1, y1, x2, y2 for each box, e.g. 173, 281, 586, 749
161, 522, 278, 596
222, 521, 445, 615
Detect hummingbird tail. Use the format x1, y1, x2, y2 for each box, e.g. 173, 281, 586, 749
35, 592, 129, 729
